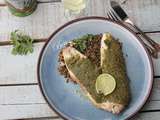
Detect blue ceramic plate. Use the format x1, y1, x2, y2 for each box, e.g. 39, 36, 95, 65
37, 17, 153, 120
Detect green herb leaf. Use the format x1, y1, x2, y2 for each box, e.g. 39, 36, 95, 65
72, 34, 94, 53
10, 30, 34, 55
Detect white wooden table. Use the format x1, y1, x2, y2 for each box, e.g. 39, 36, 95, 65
0, 0, 160, 119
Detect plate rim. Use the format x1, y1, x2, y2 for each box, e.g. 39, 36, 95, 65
37, 16, 154, 120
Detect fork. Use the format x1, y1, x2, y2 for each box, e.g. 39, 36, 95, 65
107, 9, 158, 58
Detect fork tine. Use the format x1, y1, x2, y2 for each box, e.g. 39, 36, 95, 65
108, 10, 117, 21
110, 10, 120, 21
107, 13, 112, 20
108, 11, 115, 21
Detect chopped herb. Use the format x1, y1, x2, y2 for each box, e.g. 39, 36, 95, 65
72, 34, 95, 53
10, 30, 34, 55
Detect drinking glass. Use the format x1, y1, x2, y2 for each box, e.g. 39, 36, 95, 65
62, 0, 88, 18
5, 0, 37, 17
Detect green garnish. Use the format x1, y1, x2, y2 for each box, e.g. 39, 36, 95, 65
72, 34, 94, 52
10, 30, 34, 55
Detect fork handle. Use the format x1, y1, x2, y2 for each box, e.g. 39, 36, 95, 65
144, 42, 158, 58
133, 25, 160, 52
123, 19, 159, 58
134, 25, 159, 58
125, 18, 160, 52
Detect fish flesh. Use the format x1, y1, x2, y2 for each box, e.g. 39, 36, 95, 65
100, 33, 130, 114
62, 33, 130, 114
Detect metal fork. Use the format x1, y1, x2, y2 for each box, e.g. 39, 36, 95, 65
107, 9, 158, 58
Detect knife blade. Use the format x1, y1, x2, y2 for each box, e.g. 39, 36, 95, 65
110, 1, 128, 21
110, 0, 160, 58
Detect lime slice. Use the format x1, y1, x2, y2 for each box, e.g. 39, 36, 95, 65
95, 74, 116, 96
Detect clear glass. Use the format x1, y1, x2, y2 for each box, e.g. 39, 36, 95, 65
62, 0, 88, 19
5, 0, 37, 17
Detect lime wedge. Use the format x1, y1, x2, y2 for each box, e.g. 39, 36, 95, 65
95, 74, 116, 96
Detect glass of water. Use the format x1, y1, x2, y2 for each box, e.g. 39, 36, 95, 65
62, 0, 87, 18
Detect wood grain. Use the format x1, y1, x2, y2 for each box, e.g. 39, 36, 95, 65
142, 101, 160, 111
0, 104, 56, 119
0, 3, 67, 42
0, 79, 159, 105
1, 0, 160, 42
16, 112, 160, 120
0, 83, 160, 119
0, 0, 160, 119
0, 43, 44, 85
121, 0, 160, 32
131, 112, 160, 120
0, 85, 46, 105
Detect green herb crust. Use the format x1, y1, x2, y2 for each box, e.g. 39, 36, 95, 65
72, 34, 95, 53
64, 50, 102, 102
60, 33, 130, 105
101, 34, 130, 105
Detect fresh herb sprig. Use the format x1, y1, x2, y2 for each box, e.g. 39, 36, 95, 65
72, 34, 94, 53
11, 30, 34, 55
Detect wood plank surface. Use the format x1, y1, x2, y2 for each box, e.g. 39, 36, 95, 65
15, 112, 160, 120
0, 85, 45, 105
131, 112, 160, 120
1, 102, 160, 119
120, 0, 160, 32
0, 0, 160, 43
0, 104, 56, 120
0, 43, 44, 85
0, 3, 66, 41
0, 0, 160, 119
0, 78, 159, 119
0, 79, 159, 106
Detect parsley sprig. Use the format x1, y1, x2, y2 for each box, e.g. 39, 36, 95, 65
72, 34, 94, 53
11, 30, 34, 55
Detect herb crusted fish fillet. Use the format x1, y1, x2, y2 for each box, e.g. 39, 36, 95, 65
100, 33, 130, 113
60, 33, 130, 114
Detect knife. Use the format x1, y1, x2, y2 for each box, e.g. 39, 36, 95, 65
110, 0, 160, 57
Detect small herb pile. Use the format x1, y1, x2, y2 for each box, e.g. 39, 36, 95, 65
58, 34, 102, 84
71, 34, 102, 67
11, 30, 34, 55
72, 34, 95, 53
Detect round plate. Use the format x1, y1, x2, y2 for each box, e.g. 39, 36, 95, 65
37, 17, 153, 120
